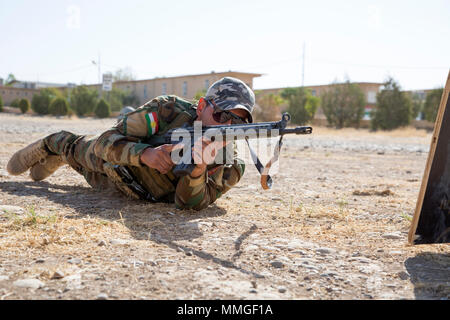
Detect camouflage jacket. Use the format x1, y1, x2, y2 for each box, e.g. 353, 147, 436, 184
92, 95, 245, 210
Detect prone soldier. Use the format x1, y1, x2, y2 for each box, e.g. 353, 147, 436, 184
7, 77, 254, 210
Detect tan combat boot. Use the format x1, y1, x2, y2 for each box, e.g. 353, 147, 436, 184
6, 139, 49, 176
29, 155, 65, 181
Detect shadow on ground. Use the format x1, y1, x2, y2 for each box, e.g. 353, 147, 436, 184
0, 180, 263, 278
404, 252, 450, 299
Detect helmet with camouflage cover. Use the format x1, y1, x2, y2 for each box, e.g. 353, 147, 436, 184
205, 77, 255, 123
118, 106, 136, 120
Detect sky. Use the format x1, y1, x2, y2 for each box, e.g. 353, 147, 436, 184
0, 0, 449, 91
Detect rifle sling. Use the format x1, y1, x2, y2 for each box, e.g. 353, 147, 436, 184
245, 136, 284, 190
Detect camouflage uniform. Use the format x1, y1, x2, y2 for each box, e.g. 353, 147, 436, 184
42, 95, 245, 210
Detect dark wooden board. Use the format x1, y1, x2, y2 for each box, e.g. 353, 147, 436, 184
409, 71, 450, 244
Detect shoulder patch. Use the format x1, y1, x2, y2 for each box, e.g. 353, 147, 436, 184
145, 111, 159, 136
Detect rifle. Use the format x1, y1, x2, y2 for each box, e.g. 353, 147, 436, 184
165, 112, 312, 190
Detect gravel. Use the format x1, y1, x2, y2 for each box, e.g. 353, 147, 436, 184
0, 113, 445, 300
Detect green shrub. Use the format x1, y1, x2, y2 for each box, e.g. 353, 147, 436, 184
321, 81, 366, 128
371, 78, 412, 130
11, 98, 20, 108
31, 88, 62, 115
18, 98, 30, 114
280, 87, 318, 125
49, 97, 69, 116
0, 95, 3, 112
70, 86, 98, 116
95, 99, 111, 118
423, 88, 444, 123
254, 93, 284, 121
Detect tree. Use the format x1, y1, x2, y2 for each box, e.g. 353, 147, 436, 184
410, 92, 425, 120
70, 85, 98, 116
95, 99, 111, 118
49, 97, 69, 116
31, 88, 62, 115
423, 88, 444, 123
122, 91, 140, 107
280, 87, 319, 125
103, 88, 123, 112
371, 78, 413, 130
254, 93, 285, 122
113, 67, 136, 82
103, 88, 140, 111
5, 73, 16, 86
194, 89, 207, 101
321, 81, 366, 128
18, 98, 30, 114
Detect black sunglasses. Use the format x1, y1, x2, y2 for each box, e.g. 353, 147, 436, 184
206, 99, 248, 124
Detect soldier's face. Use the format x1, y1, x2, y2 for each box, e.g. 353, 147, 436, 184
197, 101, 248, 126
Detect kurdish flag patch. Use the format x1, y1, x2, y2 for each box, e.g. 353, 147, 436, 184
145, 112, 159, 136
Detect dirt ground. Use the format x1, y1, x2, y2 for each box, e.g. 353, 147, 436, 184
0, 112, 448, 300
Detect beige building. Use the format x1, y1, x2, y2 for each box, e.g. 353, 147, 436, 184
257, 82, 384, 120
0, 86, 40, 105
85, 71, 263, 105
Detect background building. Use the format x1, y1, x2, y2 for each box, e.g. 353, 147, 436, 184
0, 86, 39, 105
84, 71, 262, 105
256, 82, 384, 121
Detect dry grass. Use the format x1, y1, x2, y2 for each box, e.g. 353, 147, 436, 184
0, 114, 446, 300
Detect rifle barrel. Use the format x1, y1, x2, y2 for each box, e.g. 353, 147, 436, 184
280, 126, 312, 135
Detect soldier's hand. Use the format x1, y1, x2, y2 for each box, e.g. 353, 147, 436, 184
190, 137, 227, 178
140, 144, 181, 174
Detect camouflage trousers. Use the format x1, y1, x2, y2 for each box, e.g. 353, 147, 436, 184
43, 131, 116, 190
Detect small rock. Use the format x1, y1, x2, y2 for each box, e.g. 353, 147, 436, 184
382, 232, 402, 240
98, 240, 107, 247
68, 258, 82, 265
249, 289, 257, 294
51, 271, 64, 280
13, 279, 45, 289
316, 247, 334, 255
348, 257, 373, 264
270, 261, 284, 269
398, 271, 409, 280
278, 287, 287, 293
185, 251, 193, 256
96, 293, 108, 300
35, 259, 45, 264
132, 260, 144, 267
110, 239, 130, 245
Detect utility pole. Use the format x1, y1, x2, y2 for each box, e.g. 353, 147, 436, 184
92, 52, 102, 98
98, 52, 101, 84
301, 42, 305, 87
